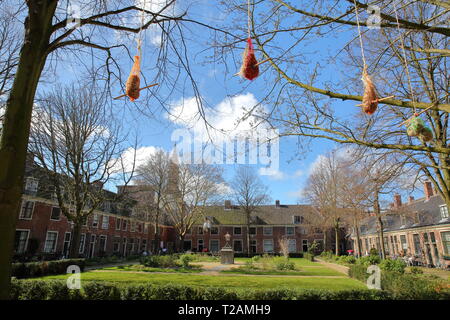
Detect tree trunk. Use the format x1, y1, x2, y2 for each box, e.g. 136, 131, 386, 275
374, 191, 386, 259
246, 224, 250, 257
354, 221, 362, 258
334, 220, 340, 256
69, 222, 82, 259
0, 1, 57, 300
323, 231, 327, 252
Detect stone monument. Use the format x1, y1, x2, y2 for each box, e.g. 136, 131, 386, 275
220, 232, 234, 264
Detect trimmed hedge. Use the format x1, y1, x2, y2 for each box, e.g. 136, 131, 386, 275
11, 259, 85, 279
348, 265, 450, 300
10, 279, 390, 300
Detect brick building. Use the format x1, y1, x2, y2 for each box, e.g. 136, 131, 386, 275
13, 159, 176, 260
351, 182, 450, 268
183, 200, 349, 255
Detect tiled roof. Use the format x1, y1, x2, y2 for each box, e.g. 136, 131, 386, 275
194, 204, 314, 225
357, 194, 450, 236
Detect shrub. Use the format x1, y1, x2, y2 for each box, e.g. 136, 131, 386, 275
379, 259, 406, 274
356, 255, 381, 267
338, 255, 356, 264
273, 257, 295, 271
11, 259, 85, 279
82, 282, 121, 300
140, 255, 178, 268
410, 266, 423, 274
179, 254, 195, 268
369, 248, 379, 256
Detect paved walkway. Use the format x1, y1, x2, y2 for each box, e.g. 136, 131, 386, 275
314, 258, 349, 275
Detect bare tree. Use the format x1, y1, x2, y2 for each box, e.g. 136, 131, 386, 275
231, 166, 270, 255
28, 82, 135, 259
215, 1, 450, 210
162, 159, 224, 252
278, 236, 290, 259
134, 149, 171, 253
303, 151, 344, 256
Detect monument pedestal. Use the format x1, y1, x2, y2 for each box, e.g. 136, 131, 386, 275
220, 247, 234, 264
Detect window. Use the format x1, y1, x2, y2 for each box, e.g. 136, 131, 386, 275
198, 227, 204, 235
293, 215, 303, 224
19, 201, 34, 220
441, 231, 450, 256
210, 227, 219, 235
263, 239, 274, 253
400, 235, 408, 251
122, 219, 128, 231
197, 239, 204, 251
250, 240, 257, 253
383, 237, 390, 255
102, 216, 109, 229
50, 207, 61, 220
233, 240, 243, 252
263, 227, 273, 236
288, 239, 296, 253
131, 221, 136, 232
63, 232, 71, 257
103, 201, 111, 213
113, 236, 121, 252
25, 177, 39, 193
286, 226, 295, 236
79, 234, 86, 254
210, 240, 220, 252
249, 227, 257, 235
233, 227, 242, 235
14, 230, 30, 253
141, 239, 147, 251
144, 224, 148, 234
412, 234, 421, 255
44, 231, 58, 253
302, 239, 308, 252
99, 235, 107, 252
116, 218, 122, 230
439, 205, 449, 220
92, 214, 99, 228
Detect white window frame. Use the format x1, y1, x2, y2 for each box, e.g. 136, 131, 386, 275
263, 227, 273, 236
79, 233, 86, 254
233, 226, 242, 235
19, 200, 35, 220
210, 226, 219, 235
249, 227, 257, 235
92, 214, 99, 228
286, 226, 295, 236
44, 231, 59, 253
99, 235, 107, 251
288, 239, 296, 253
197, 239, 204, 250
25, 177, 39, 193
101, 215, 109, 229
122, 219, 128, 231
116, 218, 121, 230
263, 239, 274, 253
210, 239, 220, 252
439, 204, 449, 220
50, 206, 61, 221
130, 221, 136, 232
250, 239, 257, 253
141, 239, 147, 252
233, 239, 243, 253
302, 239, 309, 252
15, 229, 30, 254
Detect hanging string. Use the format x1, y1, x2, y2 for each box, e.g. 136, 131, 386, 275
393, 1, 416, 114
352, 0, 367, 70
247, 0, 251, 38
137, 0, 147, 58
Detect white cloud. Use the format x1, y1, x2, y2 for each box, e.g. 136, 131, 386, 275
259, 167, 286, 181
114, 145, 162, 173
294, 169, 304, 177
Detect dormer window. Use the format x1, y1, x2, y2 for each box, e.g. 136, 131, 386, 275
25, 177, 39, 194
293, 215, 303, 224
439, 205, 449, 220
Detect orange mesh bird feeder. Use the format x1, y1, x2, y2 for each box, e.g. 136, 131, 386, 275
239, 37, 259, 81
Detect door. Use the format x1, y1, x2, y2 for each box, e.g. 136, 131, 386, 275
183, 240, 192, 251
89, 235, 96, 258
63, 232, 71, 258
302, 239, 308, 252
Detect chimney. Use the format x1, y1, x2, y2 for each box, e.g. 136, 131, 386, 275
408, 196, 415, 203
224, 200, 231, 210
275, 200, 280, 208
393, 194, 402, 209
424, 181, 434, 200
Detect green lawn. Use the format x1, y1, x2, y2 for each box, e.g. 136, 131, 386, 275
221, 267, 343, 276
38, 271, 365, 291
101, 265, 202, 273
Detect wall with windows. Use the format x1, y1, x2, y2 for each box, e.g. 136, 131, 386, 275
13, 195, 176, 259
